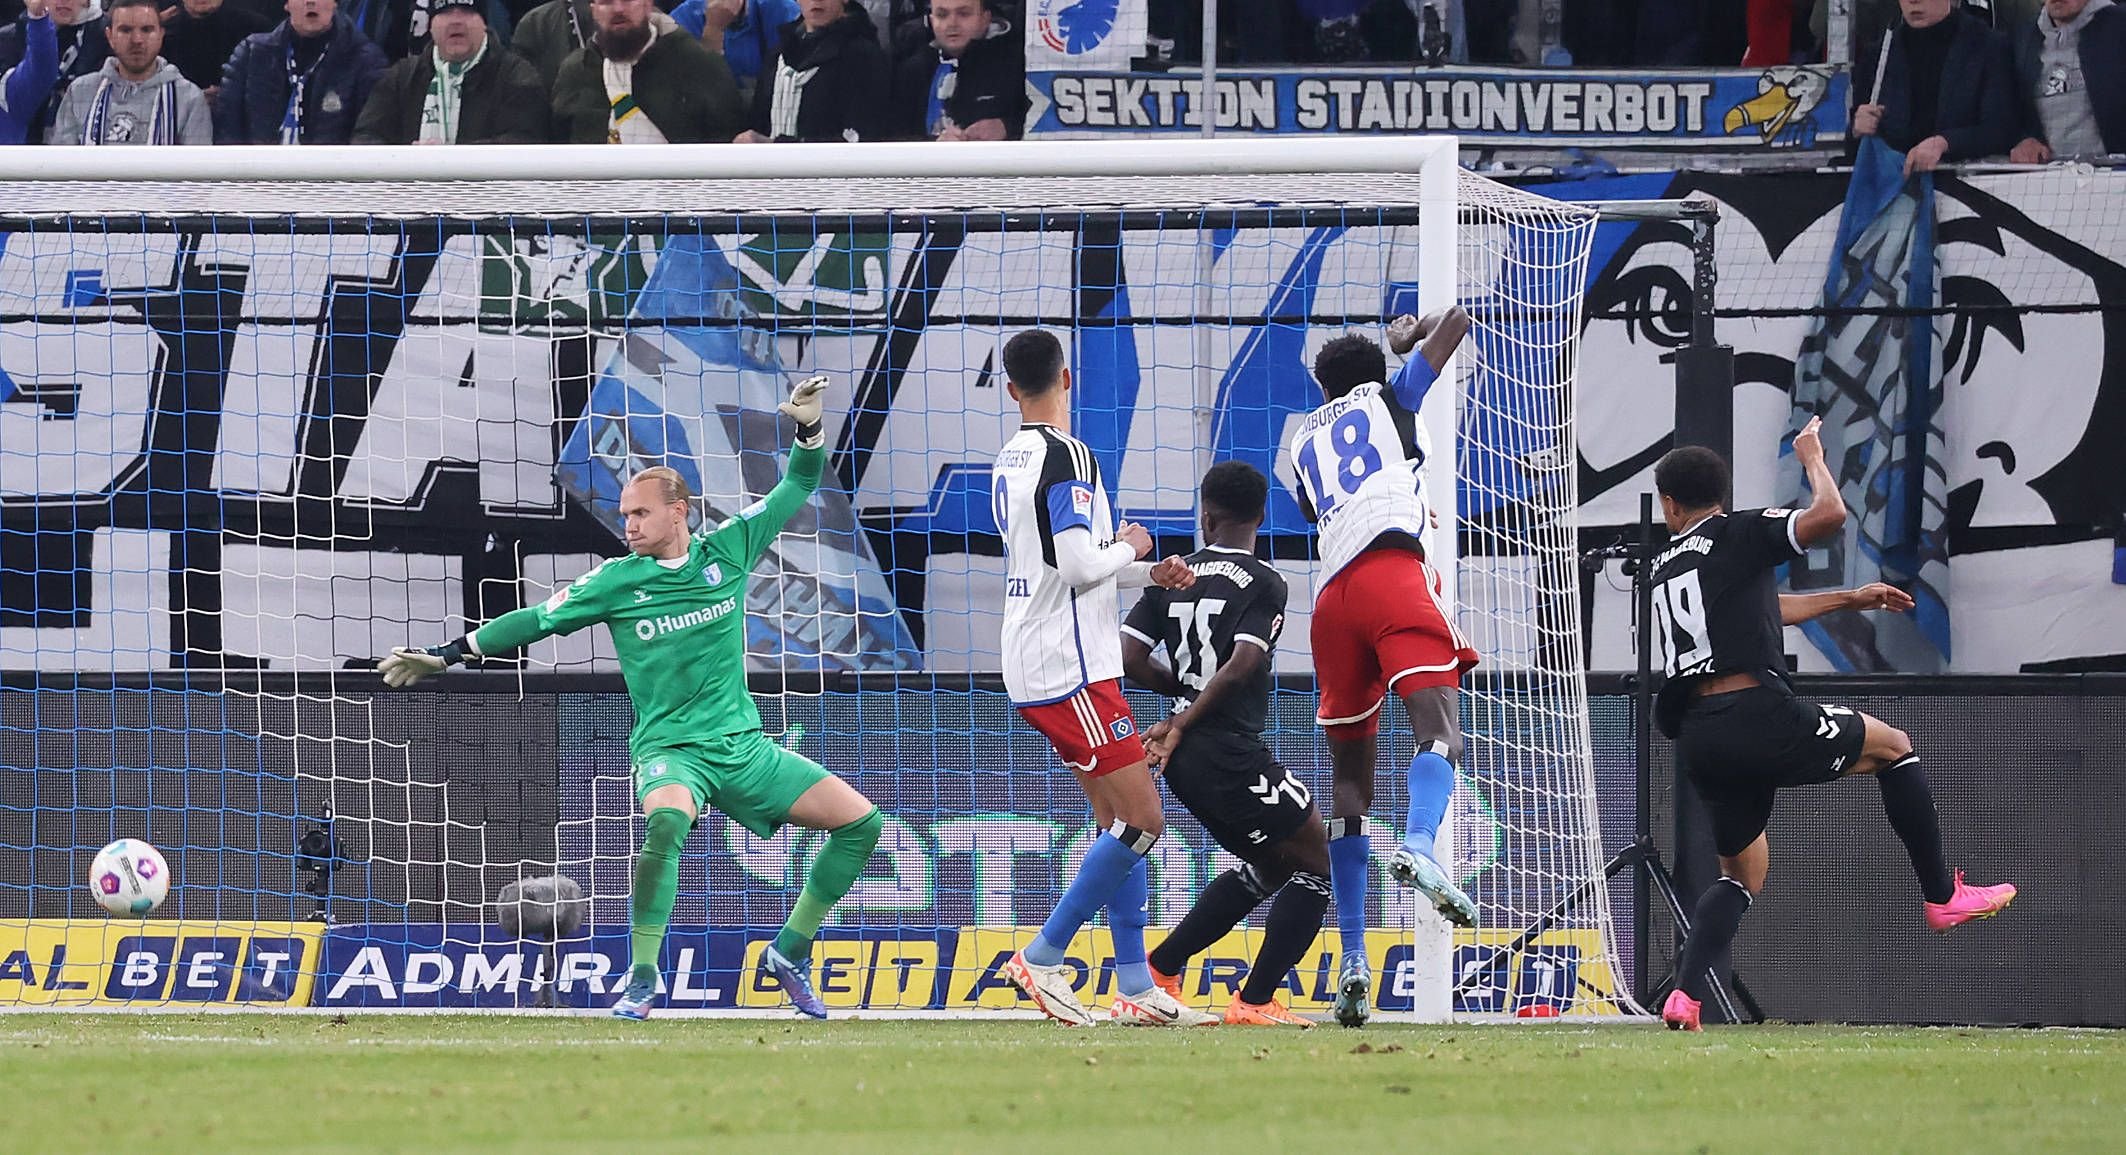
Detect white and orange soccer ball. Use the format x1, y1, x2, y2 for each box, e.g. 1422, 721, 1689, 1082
89, 839, 169, 917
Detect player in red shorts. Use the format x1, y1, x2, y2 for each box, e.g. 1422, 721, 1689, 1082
986, 329, 1207, 1027
1286, 308, 1479, 1027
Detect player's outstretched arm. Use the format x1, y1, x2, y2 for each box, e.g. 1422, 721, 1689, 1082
703, 375, 829, 563
376, 606, 564, 687
1790, 415, 1848, 548
1779, 582, 1914, 626
377, 558, 631, 686
1383, 305, 1470, 409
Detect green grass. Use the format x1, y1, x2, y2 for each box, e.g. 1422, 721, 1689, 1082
4, 1016, 2121, 1153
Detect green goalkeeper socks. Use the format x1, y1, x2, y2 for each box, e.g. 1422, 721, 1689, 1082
772, 807, 882, 964
628, 807, 692, 986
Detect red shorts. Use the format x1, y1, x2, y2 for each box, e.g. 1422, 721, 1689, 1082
1311, 549, 1478, 740
1017, 679, 1146, 776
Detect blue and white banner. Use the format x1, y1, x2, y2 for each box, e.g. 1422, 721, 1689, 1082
1026, 65, 1848, 149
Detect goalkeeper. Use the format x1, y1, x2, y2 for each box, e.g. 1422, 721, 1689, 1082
378, 376, 881, 1021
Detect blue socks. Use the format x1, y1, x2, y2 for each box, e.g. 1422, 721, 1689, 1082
1326, 817, 1370, 959
1106, 858, 1152, 995
1026, 829, 1148, 969
1403, 741, 1456, 862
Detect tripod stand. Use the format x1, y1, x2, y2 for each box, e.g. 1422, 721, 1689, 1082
1453, 492, 1762, 1022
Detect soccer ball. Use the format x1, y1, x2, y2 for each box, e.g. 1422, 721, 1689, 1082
89, 839, 169, 917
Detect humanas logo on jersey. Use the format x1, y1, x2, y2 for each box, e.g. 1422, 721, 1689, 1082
632, 598, 737, 641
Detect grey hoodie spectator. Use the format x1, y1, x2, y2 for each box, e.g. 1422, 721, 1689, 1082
51, 0, 211, 141
2009, 0, 2126, 160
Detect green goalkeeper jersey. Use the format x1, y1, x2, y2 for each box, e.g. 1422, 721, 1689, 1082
470, 443, 822, 757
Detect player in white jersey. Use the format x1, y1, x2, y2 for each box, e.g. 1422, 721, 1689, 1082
988, 329, 1210, 1028
1286, 308, 1481, 1027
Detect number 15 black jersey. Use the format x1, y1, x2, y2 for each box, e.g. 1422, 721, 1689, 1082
1649, 508, 1806, 732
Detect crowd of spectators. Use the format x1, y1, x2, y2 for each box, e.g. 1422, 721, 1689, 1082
0, 0, 1030, 143
1852, 0, 2121, 170
0, 0, 2110, 159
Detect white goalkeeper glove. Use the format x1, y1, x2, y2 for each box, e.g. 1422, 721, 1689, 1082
378, 639, 468, 688
780, 374, 828, 448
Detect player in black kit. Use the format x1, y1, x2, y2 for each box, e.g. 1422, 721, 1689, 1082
1120, 461, 1333, 1027
1651, 416, 2018, 1032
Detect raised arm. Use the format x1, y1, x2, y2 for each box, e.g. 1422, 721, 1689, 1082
1780, 583, 1914, 626
1789, 415, 1848, 549
696, 376, 828, 566
2, 5, 58, 138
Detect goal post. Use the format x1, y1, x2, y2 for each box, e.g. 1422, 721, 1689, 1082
0, 140, 1630, 1019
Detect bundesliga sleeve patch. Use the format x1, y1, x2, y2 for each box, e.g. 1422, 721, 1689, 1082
1047, 481, 1095, 532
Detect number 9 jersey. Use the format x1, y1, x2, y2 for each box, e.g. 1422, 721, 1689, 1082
1286, 357, 1436, 586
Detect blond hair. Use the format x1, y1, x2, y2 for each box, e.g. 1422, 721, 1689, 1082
629, 466, 693, 506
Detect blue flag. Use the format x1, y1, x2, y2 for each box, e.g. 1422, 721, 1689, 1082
1784, 136, 1950, 671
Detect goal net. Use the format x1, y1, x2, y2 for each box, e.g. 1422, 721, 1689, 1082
0, 141, 1625, 1018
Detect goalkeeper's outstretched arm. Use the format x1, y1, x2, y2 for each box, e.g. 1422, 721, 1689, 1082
377, 375, 835, 688
377, 586, 597, 687
699, 375, 829, 566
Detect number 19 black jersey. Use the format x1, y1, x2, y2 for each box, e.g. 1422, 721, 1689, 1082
1649, 507, 1806, 734
1121, 545, 1288, 739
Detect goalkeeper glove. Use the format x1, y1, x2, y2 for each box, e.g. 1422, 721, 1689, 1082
780, 374, 828, 448
379, 638, 469, 688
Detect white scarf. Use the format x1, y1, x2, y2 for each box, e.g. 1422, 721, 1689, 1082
600, 24, 666, 144
418, 37, 485, 144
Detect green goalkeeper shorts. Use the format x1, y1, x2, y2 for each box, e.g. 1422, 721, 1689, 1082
631, 731, 829, 837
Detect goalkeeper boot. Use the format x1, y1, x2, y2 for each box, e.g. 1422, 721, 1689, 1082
1111, 985, 1218, 1027
1332, 950, 1371, 1028
1224, 994, 1314, 1028
759, 944, 828, 1020
611, 971, 658, 1021
1661, 988, 1702, 1032
1389, 845, 1478, 928
1923, 870, 2018, 934
1003, 950, 1095, 1026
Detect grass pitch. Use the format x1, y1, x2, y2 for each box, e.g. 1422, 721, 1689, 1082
6, 1015, 2121, 1153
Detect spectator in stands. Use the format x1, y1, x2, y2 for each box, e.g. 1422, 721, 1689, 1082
2009, 0, 2125, 161
160, 0, 272, 110
0, 0, 58, 143
353, 0, 542, 140
50, 0, 212, 140
0, 0, 109, 142
890, 0, 1021, 141
672, 0, 796, 106
1852, 0, 2020, 173
550, 0, 741, 142
215, 0, 387, 142
509, 0, 589, 85
736, 0, 884, 142
344, 0, 515, 63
